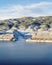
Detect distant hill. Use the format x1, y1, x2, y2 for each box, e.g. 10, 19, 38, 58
0, 16, 52, 31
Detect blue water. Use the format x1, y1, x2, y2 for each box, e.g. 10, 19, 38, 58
0, 41, 52, 65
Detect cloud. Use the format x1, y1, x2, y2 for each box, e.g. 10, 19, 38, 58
25, 2, 52, 9
0, 2, 52, 20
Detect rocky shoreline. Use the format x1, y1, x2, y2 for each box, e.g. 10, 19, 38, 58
0, 29, 52, 42
26, 39, 52, 42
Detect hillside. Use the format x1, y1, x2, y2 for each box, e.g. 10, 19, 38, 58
0, 16, 52, 31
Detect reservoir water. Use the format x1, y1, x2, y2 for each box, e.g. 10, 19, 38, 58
0, 40, 52, 65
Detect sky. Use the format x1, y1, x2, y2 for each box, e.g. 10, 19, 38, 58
0, 0, 52, 20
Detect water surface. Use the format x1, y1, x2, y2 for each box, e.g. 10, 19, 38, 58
0, 41, 52, 65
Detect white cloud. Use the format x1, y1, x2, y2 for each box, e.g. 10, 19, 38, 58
25, 2, 52, 9
0, 2, 52, 20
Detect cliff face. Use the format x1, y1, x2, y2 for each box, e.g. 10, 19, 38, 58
0, 34, 13, 41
